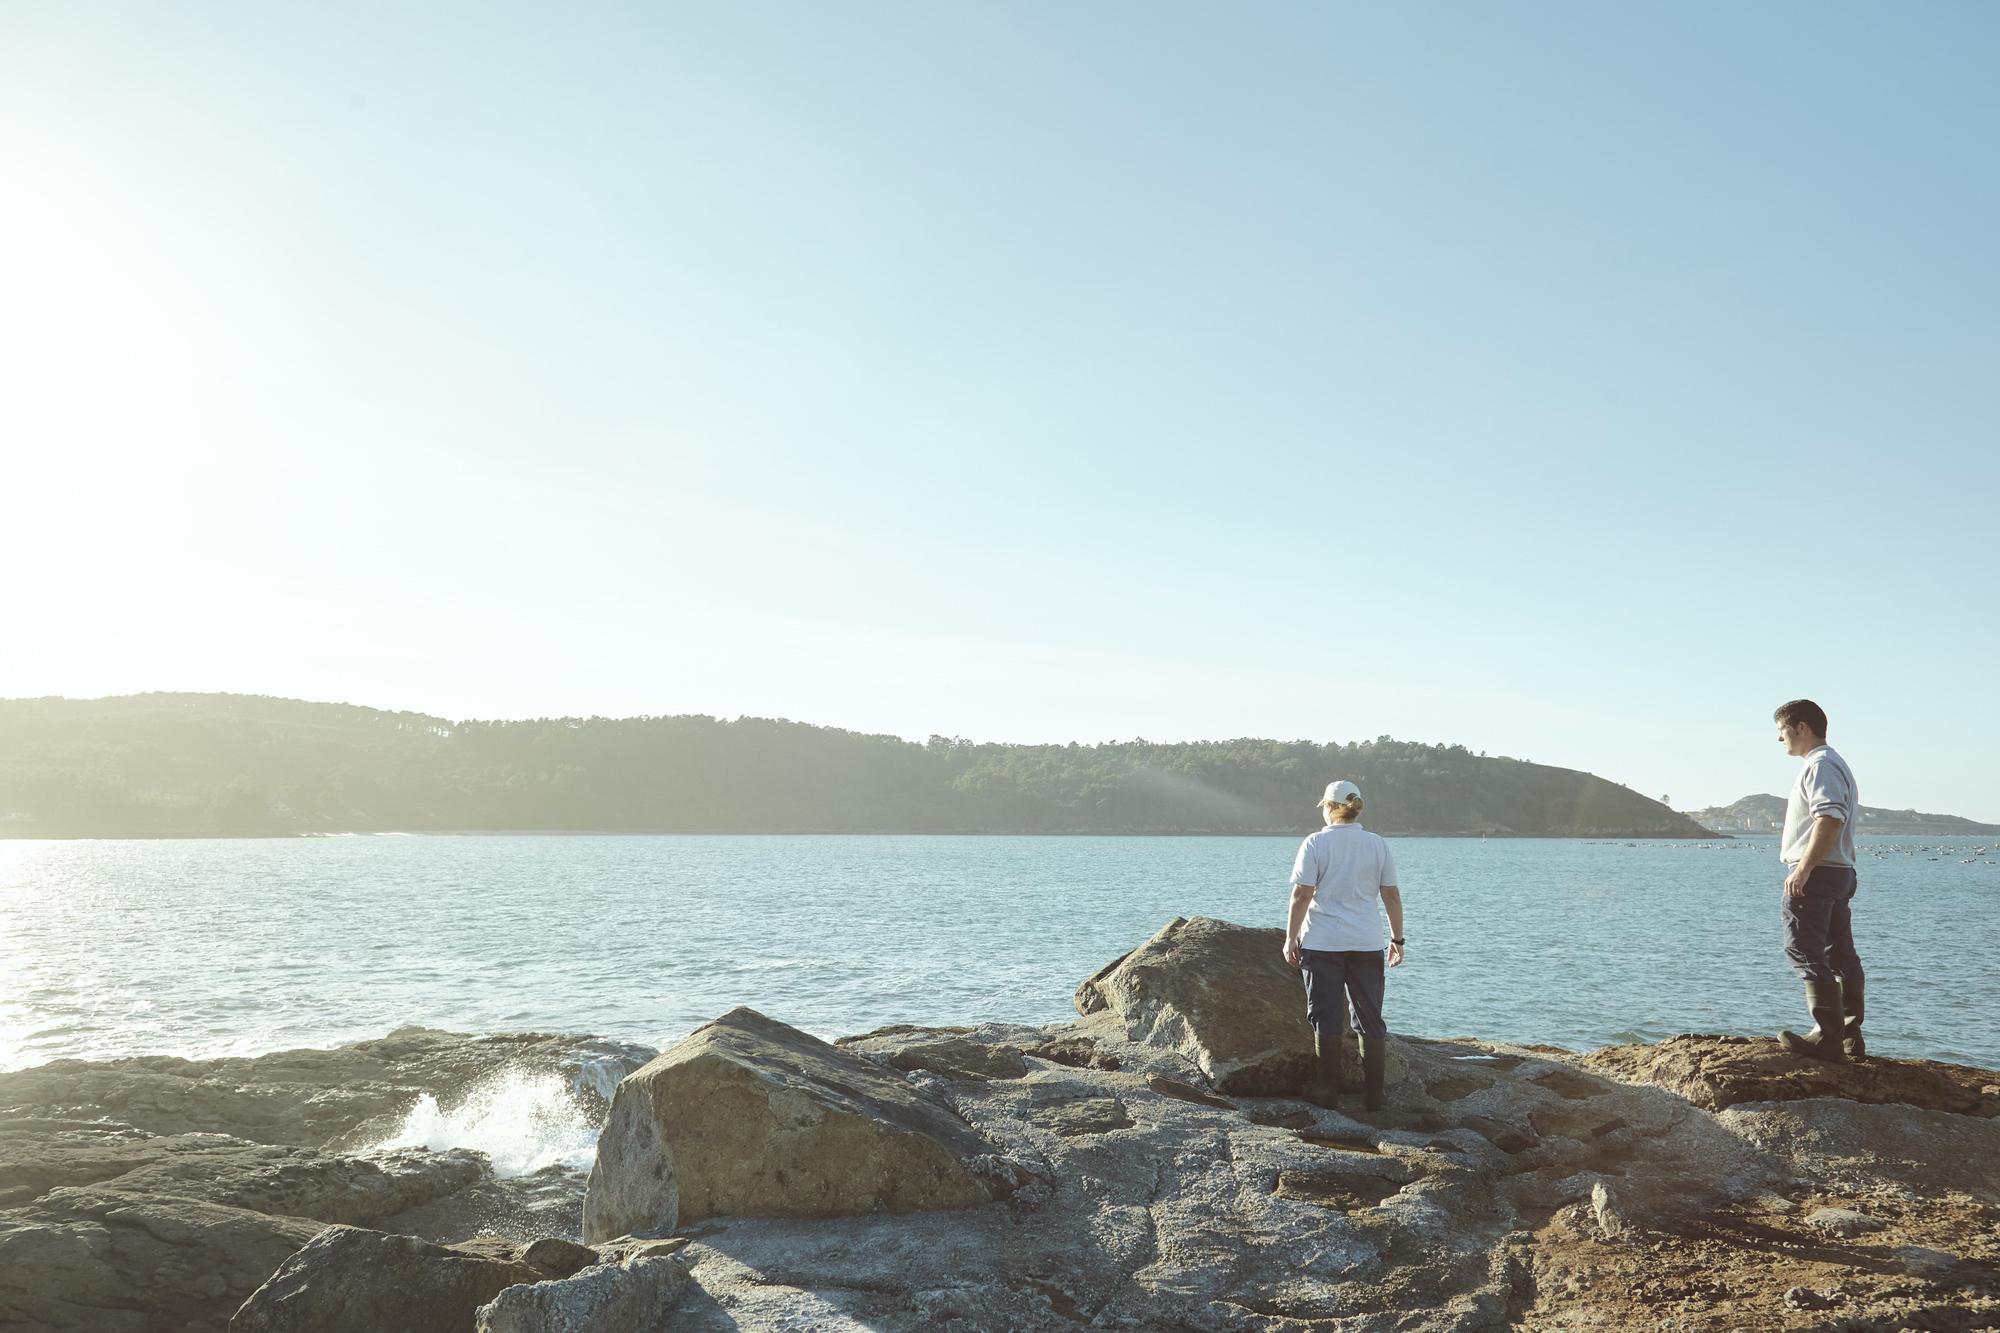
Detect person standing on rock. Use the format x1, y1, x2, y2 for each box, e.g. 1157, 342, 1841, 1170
1773, 699, 1865, 1061
1282, 780, 1406, 1111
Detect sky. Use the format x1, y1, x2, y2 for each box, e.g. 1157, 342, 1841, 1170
2, 3, 1996, 818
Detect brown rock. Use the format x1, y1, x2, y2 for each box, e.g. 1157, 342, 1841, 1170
594, 1234, 690, 1262
519, 1235, 600, 1278
592, 1224, 688, 1256
1578, 1034, 2000, 1115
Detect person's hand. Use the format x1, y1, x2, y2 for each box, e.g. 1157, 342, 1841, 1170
1387, 941, 1405, 968
1282, 939, 1302, 969
1784, 865, 1811, 900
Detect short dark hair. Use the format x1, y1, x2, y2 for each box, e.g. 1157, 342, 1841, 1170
1773, 698, 1828, 738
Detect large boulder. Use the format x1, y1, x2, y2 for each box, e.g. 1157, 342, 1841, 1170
582, 1007, 1019, 1241
228, 1225, 542, 1332
1073, 916, 1404, 1095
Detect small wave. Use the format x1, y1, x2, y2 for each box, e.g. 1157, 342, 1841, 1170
367, 1067, 599, 1177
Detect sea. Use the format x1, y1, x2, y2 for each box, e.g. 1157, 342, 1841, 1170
4, 833, 1996, 1173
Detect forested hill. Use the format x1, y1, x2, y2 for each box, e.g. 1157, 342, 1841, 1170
0, 693, 1711, 839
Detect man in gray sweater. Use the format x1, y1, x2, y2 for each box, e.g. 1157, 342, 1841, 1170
1773, 698, 1865, 1061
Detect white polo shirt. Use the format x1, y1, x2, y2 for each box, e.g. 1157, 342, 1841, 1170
1290, 823, 1399, 951
1781, 744, 1859, 868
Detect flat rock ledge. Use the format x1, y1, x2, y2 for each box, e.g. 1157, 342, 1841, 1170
0, 1030, 654, 1333
3, 917, 1999, 1332
1579, 1032, 2000, 1115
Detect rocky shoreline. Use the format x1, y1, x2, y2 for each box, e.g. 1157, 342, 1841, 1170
4, 915, 1998, 1331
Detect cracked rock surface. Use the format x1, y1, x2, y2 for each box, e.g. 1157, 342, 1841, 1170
641, 920, 2000, 1330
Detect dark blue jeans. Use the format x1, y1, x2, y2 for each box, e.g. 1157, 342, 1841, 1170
1300, 948, 1387, 1039
1782, 864, 1863, 987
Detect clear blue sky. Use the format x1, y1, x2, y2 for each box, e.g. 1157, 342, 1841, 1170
4, 4, 1996, 817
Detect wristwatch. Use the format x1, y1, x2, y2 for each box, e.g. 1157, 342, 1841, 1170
1391, 937, 1407, 945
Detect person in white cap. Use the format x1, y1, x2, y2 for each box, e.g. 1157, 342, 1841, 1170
1282, 780, 1406, 1110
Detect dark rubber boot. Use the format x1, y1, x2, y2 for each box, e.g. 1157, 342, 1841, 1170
1779, 981, 1847, 1061
1842, 975, 1865, 1059
1305, 1029, 1342, 1109
1360, 1035, 1387, 1112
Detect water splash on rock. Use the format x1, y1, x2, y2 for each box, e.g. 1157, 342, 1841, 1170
372, 1067, 600, 1177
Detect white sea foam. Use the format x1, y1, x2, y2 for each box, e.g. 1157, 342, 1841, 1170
370, 1067, 598, 1177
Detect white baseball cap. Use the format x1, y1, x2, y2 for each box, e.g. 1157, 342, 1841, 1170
1316, 780, 1361, 808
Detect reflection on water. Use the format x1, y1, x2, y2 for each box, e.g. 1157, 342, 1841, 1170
2, 833, 1996, 1072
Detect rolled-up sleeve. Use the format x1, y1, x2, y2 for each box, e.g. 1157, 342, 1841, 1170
1291, 839, 1316, 887
1803, 759, 1852, 823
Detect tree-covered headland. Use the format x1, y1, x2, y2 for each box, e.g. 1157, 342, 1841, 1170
0, 693, 1711, 838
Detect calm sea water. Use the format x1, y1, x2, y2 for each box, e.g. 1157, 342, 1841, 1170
4, 834, 1998, 1077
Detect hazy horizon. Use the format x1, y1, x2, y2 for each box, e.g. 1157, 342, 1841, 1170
5, 4, 1997, 821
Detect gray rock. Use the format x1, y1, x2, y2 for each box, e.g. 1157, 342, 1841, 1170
836, 1025, 1032, 1081
229, 1224, 542, 1332
1893, 1244, 1960, 1276
1804, 1206, 1887, 1236
0, 1029, 646, 1150
1720, 1098, 2000, 1201
111, 1141, 487, 1224
0, 1187, 322, 1333
474, 1254, 692, 1332
376, 1162, 590, 1246
1072, 916, 1407, 1095
1590, 1179, 1635, 1238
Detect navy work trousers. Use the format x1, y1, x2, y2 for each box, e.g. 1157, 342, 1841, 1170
1782, 864, 1864, 987
1299, 948, 1387, 1039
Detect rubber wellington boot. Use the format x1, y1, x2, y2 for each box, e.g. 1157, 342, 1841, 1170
1360, 1035, 1388, 1112
1841, 975, 1866, 1059
1305, 1029, 1343, 1109
1779, 981, 1847, 1061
